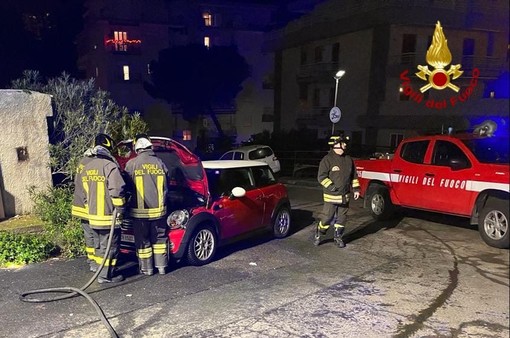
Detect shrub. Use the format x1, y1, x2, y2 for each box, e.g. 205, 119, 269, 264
29, 185, 84, 258
0, 231, 55, 266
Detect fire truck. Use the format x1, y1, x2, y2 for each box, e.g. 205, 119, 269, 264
355, 121, 509, 248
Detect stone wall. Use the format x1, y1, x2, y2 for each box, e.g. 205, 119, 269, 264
0, 90, 53, 218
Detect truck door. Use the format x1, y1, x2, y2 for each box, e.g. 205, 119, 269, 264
391, 140, 431, 208
420, 140, 474, 215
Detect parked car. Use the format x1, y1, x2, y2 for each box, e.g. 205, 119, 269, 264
219, 145, 281, 173
118, 139, 292, 265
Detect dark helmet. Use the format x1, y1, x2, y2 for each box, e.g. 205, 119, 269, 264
94, 133, 114, 152
328, 134, 350, 148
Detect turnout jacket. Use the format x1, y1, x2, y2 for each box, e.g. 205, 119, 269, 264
81, 146, 128, 228
318, 150, 360, 204
125, 149, 169, 220
71, 148, 96, 220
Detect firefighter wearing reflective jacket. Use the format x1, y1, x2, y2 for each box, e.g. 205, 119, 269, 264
125, 135, 170, 276
315, 134, 360, 248
71, 147, 99, 273
81, 133, 128, 283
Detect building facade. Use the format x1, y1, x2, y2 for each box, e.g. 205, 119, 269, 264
266, 0, 509, 152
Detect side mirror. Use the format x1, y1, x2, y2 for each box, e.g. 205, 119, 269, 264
449, 158, 468, 171
230, 187, 246, 199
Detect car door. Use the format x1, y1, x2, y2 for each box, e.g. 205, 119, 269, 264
212, 168, 264, 239
251, 166, 281, 227
419, 140, 474, 215
390, 140, 431, 209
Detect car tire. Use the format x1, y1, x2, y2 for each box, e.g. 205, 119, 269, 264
273, 206, 291, 238
186, 224, 217, 266
478, 199, 509, 249
369, 186, 394, 221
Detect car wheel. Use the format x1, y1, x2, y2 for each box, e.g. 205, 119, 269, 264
478, 200, 509, 249
273, 206, 291, 238
370, 186, 394, 221
186, 224, 217, 266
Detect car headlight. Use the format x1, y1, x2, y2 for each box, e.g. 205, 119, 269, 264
167, 210, 189, 229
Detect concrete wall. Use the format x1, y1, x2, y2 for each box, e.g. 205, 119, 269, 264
0, 90, 53, 218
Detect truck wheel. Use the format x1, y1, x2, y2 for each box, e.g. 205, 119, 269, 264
370, 186, 394, 221
186, 224, 217, 266
478, 200, 509, 249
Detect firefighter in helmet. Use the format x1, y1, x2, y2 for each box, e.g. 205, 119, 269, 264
81, 133, 128, 283
314, 134, 360, 247
124, 134, 170, 275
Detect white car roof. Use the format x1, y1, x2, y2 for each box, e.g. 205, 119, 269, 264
233, 144, 272, 151
202, 160, 268, 169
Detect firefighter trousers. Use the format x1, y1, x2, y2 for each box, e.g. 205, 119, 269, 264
317, 202, 349, 235
94, 227, 121, 279
133, 218, 168, 273
81, 221, 99, 271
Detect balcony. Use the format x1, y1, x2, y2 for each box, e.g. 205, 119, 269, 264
297, 62, 340, 82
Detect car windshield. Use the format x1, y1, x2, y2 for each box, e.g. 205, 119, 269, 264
461, 137, 509, 164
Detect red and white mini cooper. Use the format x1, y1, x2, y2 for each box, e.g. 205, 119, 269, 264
118, 138, 291, 266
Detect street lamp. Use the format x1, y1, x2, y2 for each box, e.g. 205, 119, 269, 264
332, 69, 345, 134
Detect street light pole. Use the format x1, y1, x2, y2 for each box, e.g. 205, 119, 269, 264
332, 69, 345, 135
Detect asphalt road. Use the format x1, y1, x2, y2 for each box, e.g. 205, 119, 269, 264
0, 182, 508, 338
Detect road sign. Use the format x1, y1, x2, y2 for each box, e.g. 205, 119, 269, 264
329, 107, 341, 123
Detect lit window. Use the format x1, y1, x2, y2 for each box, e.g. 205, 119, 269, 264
183, 130, 192, 141
490, 91, 495, 98
123, 65, 130, 80
204, 36, 210, 48
95, 67, 99, 77
114, 31, 128, 51
203, 12, 212, 26
147, 63, 151, 75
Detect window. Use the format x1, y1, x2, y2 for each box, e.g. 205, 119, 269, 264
203, 12, 212, 26
300, 49, 307, 65
432, 141, 470, 168
401, 34, 416, 64
183, 130, 191, 141
299, 83, 308, 100
147, 63, 151, 75
314, 46, 323, 62
400, 140, 429, 164
331, 43, 339, 63
123, 65, 130, 80
114, 31, 128, 51
463, 38, 475, 56
390, 133, 404, 150
252, 167, 276, 187
248, 147, 273, 160
233, 152, 244, 160
313, 88, 321, 106
17, 146, 29, 162
204, 36, 210, 48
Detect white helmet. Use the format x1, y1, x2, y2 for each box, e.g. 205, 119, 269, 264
134, 137, 152, 152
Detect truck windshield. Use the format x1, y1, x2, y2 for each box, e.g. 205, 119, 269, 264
461, 137, 509, 164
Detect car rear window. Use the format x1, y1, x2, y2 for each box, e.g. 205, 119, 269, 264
249, 147, 273, 160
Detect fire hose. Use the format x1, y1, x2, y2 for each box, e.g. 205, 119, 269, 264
19, 209, 120, 338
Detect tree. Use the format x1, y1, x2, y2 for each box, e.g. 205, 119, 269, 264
11, 70, 148, 182
144, 44, 250, 137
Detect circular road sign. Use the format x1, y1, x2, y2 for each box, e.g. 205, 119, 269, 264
329, 107, 341, 123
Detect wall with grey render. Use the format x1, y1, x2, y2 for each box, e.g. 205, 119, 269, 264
0, 90, 53, 218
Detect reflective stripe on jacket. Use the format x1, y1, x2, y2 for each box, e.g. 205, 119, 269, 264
82, 147, 127, 227
318, 150, 360, 203
71, 149, 96, 220
125, 149, 169, 220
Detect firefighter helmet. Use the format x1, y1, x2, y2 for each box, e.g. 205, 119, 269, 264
134, 134, 152, 152
94, 133, 114, 152
328, 134, 350, 147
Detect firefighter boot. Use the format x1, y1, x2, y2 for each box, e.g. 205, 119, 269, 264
334, 226, 346, 248
313, 222, 326, 246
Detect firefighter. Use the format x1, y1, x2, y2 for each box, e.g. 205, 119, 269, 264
124, 135, 170, 275
314, 134, 360, 248
82, 133, 128, 283
71, 147, 99, 272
